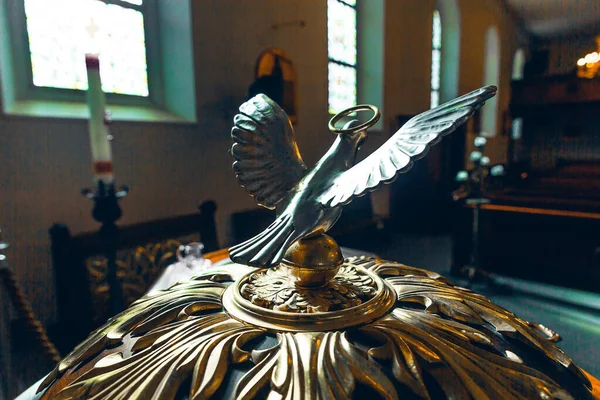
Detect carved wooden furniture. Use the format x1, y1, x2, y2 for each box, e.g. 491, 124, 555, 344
49, 201, 218, 353
390, 114, 469, 232
455, 201, 600, 293
230, 195, 383, 252
512, 74, 600, 107
474, 71, 600, 291
230, 208, 275, 244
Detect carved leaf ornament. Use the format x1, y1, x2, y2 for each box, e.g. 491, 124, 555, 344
37, 257, 594, 400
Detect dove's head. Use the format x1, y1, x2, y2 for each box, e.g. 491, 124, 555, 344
341, 119, 368, 147
328, 105, 379, 152
328, 106, 380, 168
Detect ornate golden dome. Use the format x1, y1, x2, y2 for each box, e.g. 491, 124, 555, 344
33, 255, 598, 399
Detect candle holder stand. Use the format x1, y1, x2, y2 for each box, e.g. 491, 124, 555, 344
82, 181, 128, 316
451, 136, 504, 286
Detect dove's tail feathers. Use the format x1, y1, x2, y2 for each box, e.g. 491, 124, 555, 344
229, 214, 296, 268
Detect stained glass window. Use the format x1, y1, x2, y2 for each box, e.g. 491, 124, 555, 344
328, 0, 357, 114
430, 10, 441, 109
23, 0, 149, 97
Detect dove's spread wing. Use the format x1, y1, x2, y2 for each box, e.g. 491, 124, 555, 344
319, 85, 497, 208
232, 94, 307, 209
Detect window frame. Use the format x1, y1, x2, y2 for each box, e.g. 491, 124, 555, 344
6, 0, 162, 108
327, 0, 358, 115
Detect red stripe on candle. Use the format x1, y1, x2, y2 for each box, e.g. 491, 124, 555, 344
85, 54, 100, 69
93, 161, 113, 174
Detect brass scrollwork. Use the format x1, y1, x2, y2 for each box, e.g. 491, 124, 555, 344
240, 265, 377, 312
37, 257, 595, 400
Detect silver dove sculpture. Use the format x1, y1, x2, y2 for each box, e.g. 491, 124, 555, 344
229, 85, 497, 267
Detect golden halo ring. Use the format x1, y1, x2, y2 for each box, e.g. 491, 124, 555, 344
328, 104, 380, 134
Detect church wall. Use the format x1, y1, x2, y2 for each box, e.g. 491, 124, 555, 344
383, 0, 522, 167
0, 0, 329, 324
191, 0, 331, 244
520, 34, 600, 169
458, 0, 523, 166
0, 0, 522, 326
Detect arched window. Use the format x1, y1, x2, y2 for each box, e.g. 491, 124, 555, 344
328, 0, 357, 114
437, 0, 460, 102
251, 48, 298, 124
430, 9, 442, 108
23, 0, 151, 97
511, 49, 525, 140
512, 48, 525, 81
511, 117, 523, 140
481, 26, 500, 137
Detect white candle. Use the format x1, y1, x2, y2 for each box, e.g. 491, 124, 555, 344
85, 54, 114, 188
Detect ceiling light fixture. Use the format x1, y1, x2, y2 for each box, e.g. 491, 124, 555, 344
577, 35, 600, 79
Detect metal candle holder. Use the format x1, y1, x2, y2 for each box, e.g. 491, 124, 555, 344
82, 181, 128, 316
452, 136, 504, 283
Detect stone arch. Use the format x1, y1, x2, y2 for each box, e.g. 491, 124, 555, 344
250, 48, 298, 124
